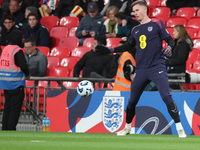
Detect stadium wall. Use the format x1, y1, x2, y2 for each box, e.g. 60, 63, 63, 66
46, 90, 200, 135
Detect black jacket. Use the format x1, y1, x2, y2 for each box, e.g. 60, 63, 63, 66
166, 0, 197, 12
0, 26, 22, 47
54, 0, 79, 18
24, 22, 51, 49
73, 50, 113, 77
166, 39, 193, 73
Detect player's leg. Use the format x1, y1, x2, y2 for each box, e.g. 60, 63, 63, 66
149, 65, 186, 138
117, 69, 149, 136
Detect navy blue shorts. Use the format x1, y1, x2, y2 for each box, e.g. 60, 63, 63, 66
128, 64, 174, 109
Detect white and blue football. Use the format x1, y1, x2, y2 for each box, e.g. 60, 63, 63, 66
77, 80, 94, 97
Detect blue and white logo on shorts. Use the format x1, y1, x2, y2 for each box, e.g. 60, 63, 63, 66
102, 96, 124, 133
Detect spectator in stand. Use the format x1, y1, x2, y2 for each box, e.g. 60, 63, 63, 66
2, 0, 26, 28
24, 12, 51, 48
24, 38, 48, 77
21, 6, 38, 31
101, 0, 128, 16
54, 0, 79, 18
78, 0, 104, 13
73, 36, 112, 78
1, 0, 10, 12
166, 0, 197, 16
26, 0, 41, 8
166, 24, 193, 89
75, 2, 106, 46
0, 15, 23, 47
18, 0, 31, 14
104, 6, 119, 38
113, 12, 139, 39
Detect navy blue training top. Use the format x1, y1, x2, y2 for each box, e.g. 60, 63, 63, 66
128, 19, 171, 68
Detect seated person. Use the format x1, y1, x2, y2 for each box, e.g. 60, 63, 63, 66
73, 36, 112, 77
21, 6, 38, 31
24, 12, 51, 49
113, 12, 139, 39
104, 6, 119, 38
75, 2, 106, 46
24, 38, 48, 77
166, 24, 193, 89
0, 15, 22, 47
0, 0, 26, 28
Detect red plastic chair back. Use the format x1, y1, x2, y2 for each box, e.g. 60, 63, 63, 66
151, 7, 170, 23
185, 27, 198, 39
59, 37, 79, 51
60, 57, 80, 71
71, 46, 91, 58
50, 26, 69, 47
59, 16, 79, 29
176, 7, 196, 21
69, 27, 77, 37
50, 47, 71, 60
166, 17, 187, 28
106, 38, 122, 48
40, 16, 59, 32
83, 38, 94, 48
186, 18, 200, 31
36, 46, 50, 56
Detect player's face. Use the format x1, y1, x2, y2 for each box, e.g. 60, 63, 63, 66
92, 40, 98, 52
173, 28, 179, 39
132, 4, 147, 22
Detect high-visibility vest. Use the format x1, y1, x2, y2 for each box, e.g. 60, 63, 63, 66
0, 45, 26, 90
113, 51, 136, 91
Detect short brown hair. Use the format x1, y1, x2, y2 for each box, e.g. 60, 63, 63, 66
106, 6, 119, 18
131, 0, 148, 7
27, 12, 39, 21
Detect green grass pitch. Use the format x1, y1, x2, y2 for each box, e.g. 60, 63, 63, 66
0, 131, 200, 150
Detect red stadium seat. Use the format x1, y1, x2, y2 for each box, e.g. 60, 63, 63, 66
151, 7, 170, 23
186, 59, 192, 70
146, 0, 160, 16
83, 38, 94, 48
50, 26, 69, 47
71, 46, 91, 58
175, 7, 196, 21
46, 56, 60, 76
166, 27, 174, 39
193, 39, 200, 49
40, 16, 59, 32
59, 37, 79, 51
187, 48, 200, 65
48, 66, 70, 77
193, 60, 200, 70
0, 46, 5, 51
185, 27, 198, 39
106, 38, 122, 48
166, 17, 187, 28
186, 18, 200, 31
60, 57, 80, 71
69, 27, 77, 37
197, 9, 200, 17
159, 0, 166, 6
149, 16, 166, 24
63, 81, 79, 89
50, 47, 71, 60
59, 16, 79, 29
36, 46, 50, 56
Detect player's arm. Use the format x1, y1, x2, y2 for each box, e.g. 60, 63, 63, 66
95, 41, 134, 54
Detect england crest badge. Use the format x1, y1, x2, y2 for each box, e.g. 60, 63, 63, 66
102, 96, 124, 133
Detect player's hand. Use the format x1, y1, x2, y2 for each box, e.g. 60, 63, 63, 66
123, 64, 135, 74
95, 45, 113, 54
162, 45, 172, 58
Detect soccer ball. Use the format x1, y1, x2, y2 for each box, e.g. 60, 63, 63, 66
77, 80, 94, 97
